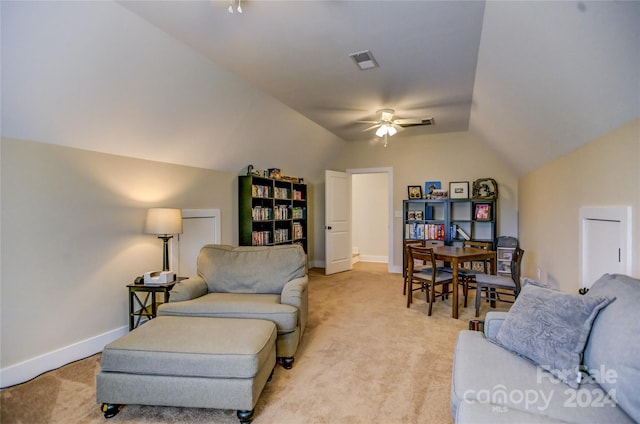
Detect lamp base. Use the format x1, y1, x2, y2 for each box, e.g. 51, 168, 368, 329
158, 235, 173, 271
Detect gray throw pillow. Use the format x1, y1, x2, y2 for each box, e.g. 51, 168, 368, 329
495, 284, 614, 389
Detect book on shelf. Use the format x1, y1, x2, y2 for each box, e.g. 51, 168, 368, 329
457, 227, 471, 240
425, 206, 434, 220
405, 223, 425, 239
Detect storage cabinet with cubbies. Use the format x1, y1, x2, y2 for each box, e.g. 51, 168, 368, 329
239, 175, 307, 252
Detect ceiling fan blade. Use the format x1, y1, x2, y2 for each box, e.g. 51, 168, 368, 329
393, 117, 434, 128
356, 120, 381, 124
362, 124, 380, 132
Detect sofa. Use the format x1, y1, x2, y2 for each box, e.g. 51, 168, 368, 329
451, 273, 639, 423
157, 244, 308, 369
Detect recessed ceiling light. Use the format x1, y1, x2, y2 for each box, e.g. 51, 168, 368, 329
349, 50, 378, 70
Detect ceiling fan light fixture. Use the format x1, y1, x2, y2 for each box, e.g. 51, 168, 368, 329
387, 125, 397, 137
375, 125, 387, 137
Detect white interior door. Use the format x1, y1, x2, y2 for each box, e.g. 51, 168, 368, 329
579, 206, 632, 289
174, 209, 221, 278
325, 170, 352, 275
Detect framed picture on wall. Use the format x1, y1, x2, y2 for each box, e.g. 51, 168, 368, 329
449, 181, 469, 199
408, 185, 423, 199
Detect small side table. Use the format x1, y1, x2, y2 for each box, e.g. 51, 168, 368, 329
128, 280, 182, 330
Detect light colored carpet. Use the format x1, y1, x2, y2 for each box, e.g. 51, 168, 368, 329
1, 262, 508, 423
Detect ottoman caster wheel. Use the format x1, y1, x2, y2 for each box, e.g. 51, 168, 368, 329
101, 403, 122, 418
279, 356, 294, 370
237, 409, 254, 424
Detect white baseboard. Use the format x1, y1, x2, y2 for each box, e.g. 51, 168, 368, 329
359, 255, 388, 263
311, 259, 325, 269
0, 325, 128, 388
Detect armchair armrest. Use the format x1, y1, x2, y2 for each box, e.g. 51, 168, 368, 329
483, 311, 508, 341
281, 276, 308, 309
169, 276, 208, 302
281, 275, 309, 335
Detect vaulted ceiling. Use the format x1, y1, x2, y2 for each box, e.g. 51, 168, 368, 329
118, 0, 640, 175
2, 1, 639, 177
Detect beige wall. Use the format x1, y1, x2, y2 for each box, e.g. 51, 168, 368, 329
322, 131, 519, 271
0, 138, 237, 369
519, 119, 640, 292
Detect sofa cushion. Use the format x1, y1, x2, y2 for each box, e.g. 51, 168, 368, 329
584, 274, 640, 423
452, 330, 635, 423
495, 284, 613, 388
456, 401, 569, 424
197, 244, 307, 294
158, 292, 298, 333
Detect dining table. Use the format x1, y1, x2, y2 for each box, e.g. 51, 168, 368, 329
431, 245, 497, 319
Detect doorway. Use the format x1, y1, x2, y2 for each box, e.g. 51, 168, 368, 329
348, 168, 393, 272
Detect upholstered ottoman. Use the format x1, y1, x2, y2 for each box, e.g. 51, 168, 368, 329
96, 316, 277, 424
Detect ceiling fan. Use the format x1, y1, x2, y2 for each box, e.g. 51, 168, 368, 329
359, 109, 434, 147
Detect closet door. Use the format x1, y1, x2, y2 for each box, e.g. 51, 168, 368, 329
174, 209, 221, 278
579, 206, 631, 289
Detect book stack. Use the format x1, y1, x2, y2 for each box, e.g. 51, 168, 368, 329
274, 228, 290, 243
252, 231, 271, 246
425, 224, 445, 240
274, 205, 290, 220
405, 223, 445, 240
292, 222, 304, 240
274, 187, 290, 199
292, 207, 306, 219
252, 206, 273, 221
292, 190, 304, 200
252, 185, 272, 198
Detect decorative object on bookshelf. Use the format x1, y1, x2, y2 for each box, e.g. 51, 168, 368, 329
424, 181, 441, 199
268, 168, 281, 179
449, 181, 469, 199
431, 189, 448, 199
472, 178, 498, 200
246, 164, 264, 177
408, 185, 423, 199
474, 203, 492, 221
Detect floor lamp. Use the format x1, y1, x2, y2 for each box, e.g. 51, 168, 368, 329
144, 208, 183, 271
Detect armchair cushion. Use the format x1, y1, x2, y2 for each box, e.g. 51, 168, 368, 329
159, 293, 298, 333
495, 284, 614, 388
197, 245, 307, 294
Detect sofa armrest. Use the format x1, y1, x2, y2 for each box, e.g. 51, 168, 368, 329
169, 277, 208, 302
483, 311, 508, 340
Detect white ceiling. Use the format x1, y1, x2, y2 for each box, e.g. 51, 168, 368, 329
117, 0, 640, 176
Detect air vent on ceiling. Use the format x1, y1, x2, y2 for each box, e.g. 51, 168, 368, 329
349, 50, 378, 70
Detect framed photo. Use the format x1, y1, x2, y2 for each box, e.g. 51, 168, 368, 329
408, 185, 423, 199
449, 181, 469, 199
474, 203, 492, 221
424, 181, 441, 199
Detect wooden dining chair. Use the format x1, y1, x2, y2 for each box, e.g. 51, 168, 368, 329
406, 245, 453, 316
459, 241, 492, 307
403, 239, 426, 295
474, 247, 524, 317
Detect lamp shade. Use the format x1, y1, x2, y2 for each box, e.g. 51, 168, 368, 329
144, 208, 183, 235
